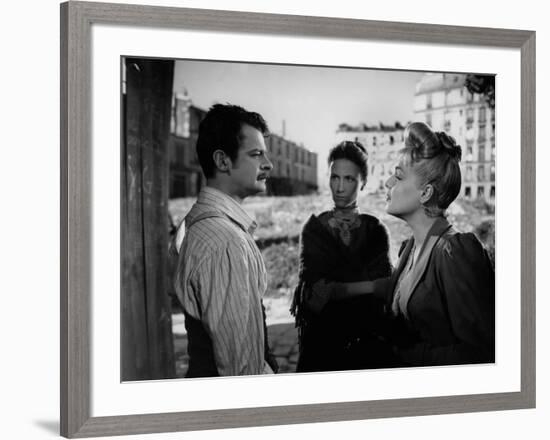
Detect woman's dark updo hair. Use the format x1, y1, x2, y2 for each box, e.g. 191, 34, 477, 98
402, 122, 462, 217
327, 140, 369, 182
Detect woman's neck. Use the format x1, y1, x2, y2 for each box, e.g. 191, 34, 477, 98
404, 210, 438, 250
333, 201, 358, 212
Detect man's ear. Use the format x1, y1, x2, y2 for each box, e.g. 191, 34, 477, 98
420, 183, 434, 205
213, 150, 231, 172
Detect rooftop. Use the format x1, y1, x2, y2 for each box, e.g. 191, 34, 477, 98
415, 73, 467, 95
336, 122, 406, 133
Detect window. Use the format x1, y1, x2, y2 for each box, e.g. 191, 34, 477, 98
465, 186, 471, 198
490, 186, 495, 199
466, 166, 473, 182
490, 165, 495, 181
466, 108, 474, 130
479, 106, 487, 123
477, 186, 485, 198
478, 165, 485, 181
191, 150, 199, 166
479, 143, 486, 162
478, 126, 486, 142
466, 141, 474, 161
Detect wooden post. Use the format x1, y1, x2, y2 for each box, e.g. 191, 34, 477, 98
122, 58, 175, 381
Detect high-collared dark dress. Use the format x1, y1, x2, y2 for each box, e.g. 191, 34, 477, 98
374, 217, 495, 367
292, 212, 396, 372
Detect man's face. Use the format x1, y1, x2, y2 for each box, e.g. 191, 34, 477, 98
229, 124, 273, 199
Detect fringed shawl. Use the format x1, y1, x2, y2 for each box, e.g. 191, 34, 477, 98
291, 212, 392, 331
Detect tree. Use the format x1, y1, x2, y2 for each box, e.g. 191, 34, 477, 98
465, 74, 495, 109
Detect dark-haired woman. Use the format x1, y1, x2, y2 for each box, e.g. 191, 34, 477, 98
291, 141, 398, 372
316, 122, 495, 367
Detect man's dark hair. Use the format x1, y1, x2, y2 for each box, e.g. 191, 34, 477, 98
196, 104, 269, 178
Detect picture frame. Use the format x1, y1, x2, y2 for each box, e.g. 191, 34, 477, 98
60, 1, 536, 437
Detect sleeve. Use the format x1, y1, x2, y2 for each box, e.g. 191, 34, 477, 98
291, 217, 316, 316
422, 233, 495, 364
192, 242, 265, 376
298, 216, 322, 283
372, 277, 393, 301
371, 238, 409, 301
363, 219, 393, 280
262, 301, 279, 373
294, 216, 338, 315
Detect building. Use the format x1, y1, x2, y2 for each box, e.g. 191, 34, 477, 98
265, 133, 318, 196
168, 92, 318, 198
414, 73, 495, 201
168, 91, 206, 198
334, 122, 405, 193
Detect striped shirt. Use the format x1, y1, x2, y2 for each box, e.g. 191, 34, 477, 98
174, 187, 267, 376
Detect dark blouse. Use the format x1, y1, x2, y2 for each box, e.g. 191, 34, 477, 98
291, 211, 396, 372
374, 217, 495, 367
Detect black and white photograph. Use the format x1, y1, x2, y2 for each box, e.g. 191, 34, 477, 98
121, 57, 496, 381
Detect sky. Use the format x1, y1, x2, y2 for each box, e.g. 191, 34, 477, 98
173, 60, 424, 185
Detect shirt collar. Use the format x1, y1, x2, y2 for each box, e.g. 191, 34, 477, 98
196, 186, 258, 234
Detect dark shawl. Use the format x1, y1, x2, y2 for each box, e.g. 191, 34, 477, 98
291, 212, 394, 372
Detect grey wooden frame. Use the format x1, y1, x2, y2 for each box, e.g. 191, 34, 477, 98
60, 1, 536, 437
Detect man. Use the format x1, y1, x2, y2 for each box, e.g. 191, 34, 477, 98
173, 103, 278, 377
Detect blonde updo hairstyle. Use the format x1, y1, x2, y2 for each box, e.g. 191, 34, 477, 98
401, 122, 462, 217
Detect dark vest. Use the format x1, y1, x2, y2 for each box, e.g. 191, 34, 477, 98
184, 306, 278, 377
184, 312, 219, 377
